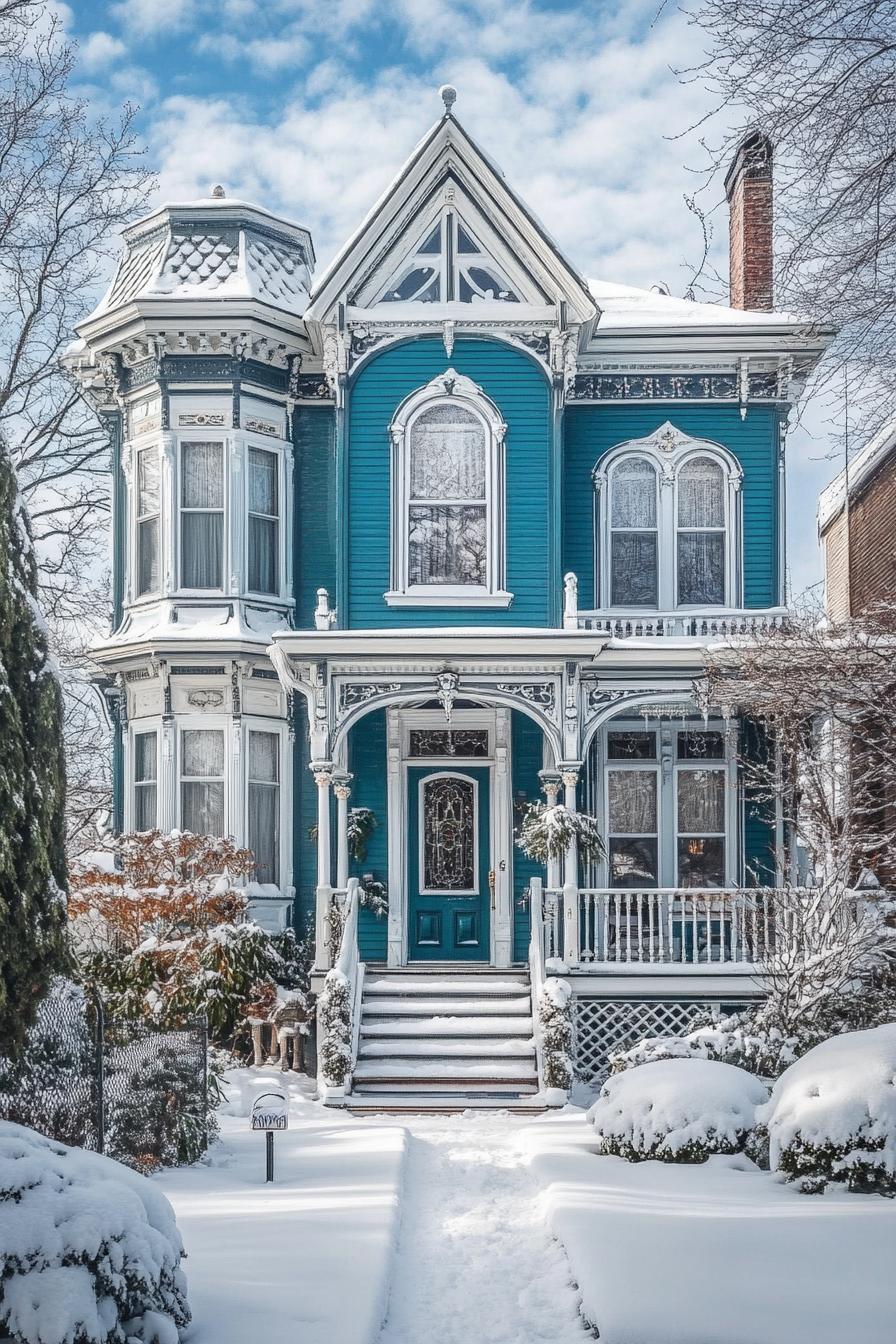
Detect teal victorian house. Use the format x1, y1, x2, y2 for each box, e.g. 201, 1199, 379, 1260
68, 100, 829, 1104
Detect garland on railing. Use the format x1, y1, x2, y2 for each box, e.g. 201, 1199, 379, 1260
317, 969, 352, 1087
539, 978, 575, 1092
517, 802, 606, 864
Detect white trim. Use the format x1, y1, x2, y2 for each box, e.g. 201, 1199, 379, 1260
388, 370, 510, 603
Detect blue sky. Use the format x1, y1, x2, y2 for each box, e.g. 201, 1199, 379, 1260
63, 0, 844, 595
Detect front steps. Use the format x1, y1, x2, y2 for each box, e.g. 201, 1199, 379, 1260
331, 968, 543, 1114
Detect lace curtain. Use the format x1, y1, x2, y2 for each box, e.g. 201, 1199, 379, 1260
610, 458, 658, 605
248, 730, 279, 884
180, 728, 225, 836
248, 448, 278, 594
677, 457, 725, 604
133, 731, 157, 831
677, 769, 725, 833
607, 770, 657, 834
137, 450, 160, 596
611, 457, 656, 528
408, 405, 487, 585
181, 443, 224, 589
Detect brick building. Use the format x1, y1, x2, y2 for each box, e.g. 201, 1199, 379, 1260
818, 422, 896, 621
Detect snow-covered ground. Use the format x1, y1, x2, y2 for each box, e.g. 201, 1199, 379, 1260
154, 1070, 406, 1344
526, 1109, 896, 1344
375, 1111, 588, 1343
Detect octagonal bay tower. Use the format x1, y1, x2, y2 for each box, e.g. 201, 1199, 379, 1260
68, 191, 320, 929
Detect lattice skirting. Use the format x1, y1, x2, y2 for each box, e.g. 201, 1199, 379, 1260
573, 997, 750, 1083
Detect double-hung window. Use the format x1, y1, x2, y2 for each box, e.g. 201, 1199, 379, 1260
180, 728, 225, 836
133, 730, 158, 830
609, 458, 658, 607
136, 449, 160, 597
676, 457, 726, 605
181, 441, 224, 589
247, 730, 280, 884
248, 448, 279, 595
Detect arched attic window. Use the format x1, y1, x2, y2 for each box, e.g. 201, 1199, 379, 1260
386, 370, 511, 607
595, 425, 741, 611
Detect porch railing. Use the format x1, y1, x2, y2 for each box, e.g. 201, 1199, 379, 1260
574, 610, 787, 638
542, 886, 779, 967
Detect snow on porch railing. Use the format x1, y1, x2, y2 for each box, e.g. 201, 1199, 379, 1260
575, 610, 787, 638
576, 888, 778, 966
316, 878, 365, 1098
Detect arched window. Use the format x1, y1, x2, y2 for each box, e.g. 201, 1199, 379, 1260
610, 457, 658, 607
388, 371, 510, 606
594, 424, 741, 611
676, 456, 726, 605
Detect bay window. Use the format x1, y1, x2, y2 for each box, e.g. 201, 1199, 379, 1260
181, 441, 224, 589
247, 729, 280, 884
136, 448, 160, 597
180, 728, 225, 836
133, 730, 157, 830
248, 447, 279, 594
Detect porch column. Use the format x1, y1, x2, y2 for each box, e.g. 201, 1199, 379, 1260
333, 770, 353, 890
311, 762, 334, 970
560, 762, 582, 967
538, 769, 562, 891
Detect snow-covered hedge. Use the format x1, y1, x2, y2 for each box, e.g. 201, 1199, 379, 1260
760, 1024, 896, 1195
589, 1058, 769, 1163
610, 1011, 802, 1081
0, 1121, 190, 1344
538, 978, 574, 1099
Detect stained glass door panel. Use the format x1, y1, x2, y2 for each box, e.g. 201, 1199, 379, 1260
407, 766, 490, 961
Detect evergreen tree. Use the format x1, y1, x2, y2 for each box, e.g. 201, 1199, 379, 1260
0, 441, 68, 1057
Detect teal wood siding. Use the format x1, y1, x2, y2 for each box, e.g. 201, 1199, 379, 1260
346, 337, 552, 627
741, 718, 776, 884
512, 710, 544, 962
562, 405, 781, 609
294, 405, 337, 629
293, 695, 317, 937
348, 709, 389, 962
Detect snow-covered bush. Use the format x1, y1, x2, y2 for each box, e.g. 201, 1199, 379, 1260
589, 1058, 769, 1163
760, 1025, 896, 1195
611, 1009, 803, 1081
516, 802, 606, 864
317, 970, 352, 1088
0, 1121, 190, 1344
105, 1038, 218, 1174
539, 979, 574, 1096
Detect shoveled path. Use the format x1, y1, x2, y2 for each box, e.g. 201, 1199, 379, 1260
377, 1111, 590, 1344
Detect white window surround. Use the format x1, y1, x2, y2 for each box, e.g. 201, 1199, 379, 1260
124, 714, 290, 892
123, 427, 291, 608
592, 423, 743, 612
589, 717, 740, 889
385, 369, 512, 607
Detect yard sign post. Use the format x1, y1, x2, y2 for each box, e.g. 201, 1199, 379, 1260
251, 1090, 289, 1182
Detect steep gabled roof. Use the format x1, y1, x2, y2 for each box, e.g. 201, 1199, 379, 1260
306, 107, 597, 327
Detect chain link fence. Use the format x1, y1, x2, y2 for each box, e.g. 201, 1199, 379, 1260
0, 979, 210, 1171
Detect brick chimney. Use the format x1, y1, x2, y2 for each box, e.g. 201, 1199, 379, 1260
724, 131, 773, 311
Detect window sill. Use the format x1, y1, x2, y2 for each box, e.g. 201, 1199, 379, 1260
384, 590, 514, 609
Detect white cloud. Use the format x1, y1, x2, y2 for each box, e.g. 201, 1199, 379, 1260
79, 31, 127, 70
112, 0, 198, 37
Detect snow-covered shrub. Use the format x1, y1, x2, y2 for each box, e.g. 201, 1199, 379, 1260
0, 1121, 190, 1344
539, 979, 574, 1095
105, 1039, 218, 1174
317, 970, 352, 1088
760, 1024, 896, 1195
589, 1058, 769, 1163
0, 978, 98, 1148
610, 1008, 803, 1081
516, 802, 606, 864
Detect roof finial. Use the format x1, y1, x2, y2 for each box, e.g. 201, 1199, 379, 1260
211, 184, 225, 199
439, 84, 457, 115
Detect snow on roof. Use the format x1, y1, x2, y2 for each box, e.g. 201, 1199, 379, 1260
589, 279, 805, 331
94, 602, 289, 654
88, 198, 314, 322
817, 419, 896, 533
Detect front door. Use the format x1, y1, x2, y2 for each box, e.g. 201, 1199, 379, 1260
407, 766, 490, 961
